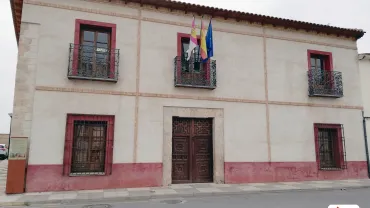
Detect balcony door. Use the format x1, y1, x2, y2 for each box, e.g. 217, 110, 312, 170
179, 37, 208, 86
310, 54, 332, 87
79, 28, 111, 78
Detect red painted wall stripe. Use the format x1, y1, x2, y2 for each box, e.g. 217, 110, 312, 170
26, 163, 163, 192
224, 161, 368, 184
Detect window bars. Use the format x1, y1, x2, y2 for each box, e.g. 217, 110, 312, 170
315, 124, 347, 170
70, 120, 108, 175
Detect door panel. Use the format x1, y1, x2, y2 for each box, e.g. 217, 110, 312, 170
193, 118, 213, 136
172, 137, 191, 183
172, 117, 213, 184
193, 137, 213, 182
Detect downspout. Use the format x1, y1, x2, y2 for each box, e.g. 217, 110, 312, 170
362, 111, 370, 178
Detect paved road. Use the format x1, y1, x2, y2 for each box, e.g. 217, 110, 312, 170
22, 188, 369, 208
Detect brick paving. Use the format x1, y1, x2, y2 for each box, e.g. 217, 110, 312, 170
0, 161, 369, 206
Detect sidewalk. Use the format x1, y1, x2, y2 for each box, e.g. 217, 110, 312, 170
0, 159, 7, 194
0, 178, 370, 206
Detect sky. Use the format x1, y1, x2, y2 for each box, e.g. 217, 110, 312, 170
0, 0, 369, 133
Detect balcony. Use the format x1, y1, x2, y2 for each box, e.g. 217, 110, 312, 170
68, 44, 119, 82
174, 56, 216, 89
307, 69, 343, 98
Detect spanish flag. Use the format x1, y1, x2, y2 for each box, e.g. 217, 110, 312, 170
200, 18, 208, 62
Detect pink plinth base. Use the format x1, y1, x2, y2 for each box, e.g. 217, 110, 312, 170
224, 161, 368, 183
26, 161, 368, 192
26, 163, 162, 192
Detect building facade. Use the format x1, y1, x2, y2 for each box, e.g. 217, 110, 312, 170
8, 0, 368, 193
359, 53, 370, 174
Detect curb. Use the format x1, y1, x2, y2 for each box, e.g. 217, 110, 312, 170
1, 184, 370, 206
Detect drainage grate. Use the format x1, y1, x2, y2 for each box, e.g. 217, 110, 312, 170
160, 199, 185, 204
82, 204, 112, 208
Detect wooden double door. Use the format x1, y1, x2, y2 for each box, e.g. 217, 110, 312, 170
172, 117, 213, 184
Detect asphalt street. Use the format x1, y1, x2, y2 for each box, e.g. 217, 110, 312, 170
19, 188, 369, 208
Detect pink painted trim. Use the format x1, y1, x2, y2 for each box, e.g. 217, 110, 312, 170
26, 163, 163, 192
224, 161, 368, 184
73, 19, 117, 78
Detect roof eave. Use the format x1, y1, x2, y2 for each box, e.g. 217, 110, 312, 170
10, 0, 23, 45
10, 0, 366, 42
123, 0, 365, 40
10, 0, 18, 45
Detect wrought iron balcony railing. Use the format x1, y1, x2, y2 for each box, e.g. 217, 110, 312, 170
307, 69, 343, 98
68, 44, 120, 82
174, 56, 216, 89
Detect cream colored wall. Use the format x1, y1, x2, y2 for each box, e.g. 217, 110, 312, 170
29, 91, 135, 164
21, 0, 366, 165
359, 57, 370, 163
137, 98, 267, 163
360, 58, 370, 116
22, 1, 139, 92
267, 39, 361, 106
270, 105, 364, 162
22, 0, 361, 104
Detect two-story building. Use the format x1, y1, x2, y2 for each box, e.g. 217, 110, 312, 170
7, 0, 368, 193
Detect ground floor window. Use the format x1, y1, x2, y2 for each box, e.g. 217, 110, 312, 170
314, 123, 346, 170
63, 114, 114, 176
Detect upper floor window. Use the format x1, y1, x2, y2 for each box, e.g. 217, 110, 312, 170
174, 33, 216, 89
68, 19, 119, 82
307, 50, 343, 98
310, 53, 330, 85
180, 36, 202, 73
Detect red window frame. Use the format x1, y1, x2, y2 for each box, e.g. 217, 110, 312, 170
313, 123, 345, 170
73, 19, 117, 78
307, 50, 334, 87
307, 50, 333, 71
63, 114, 115, 176
177, 32, 211, 85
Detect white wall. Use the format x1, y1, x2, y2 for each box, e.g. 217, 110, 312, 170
22, 1, 139, 92
359, 56, 370, 163
267, 39, 361, 107
360, 57, 370, 116
21, 0, 366, 165
29, 91, 136, 164
270, 105, 364, 162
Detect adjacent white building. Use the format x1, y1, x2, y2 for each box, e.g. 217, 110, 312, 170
8, 0, 368, 193
359, 53, 370, 177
